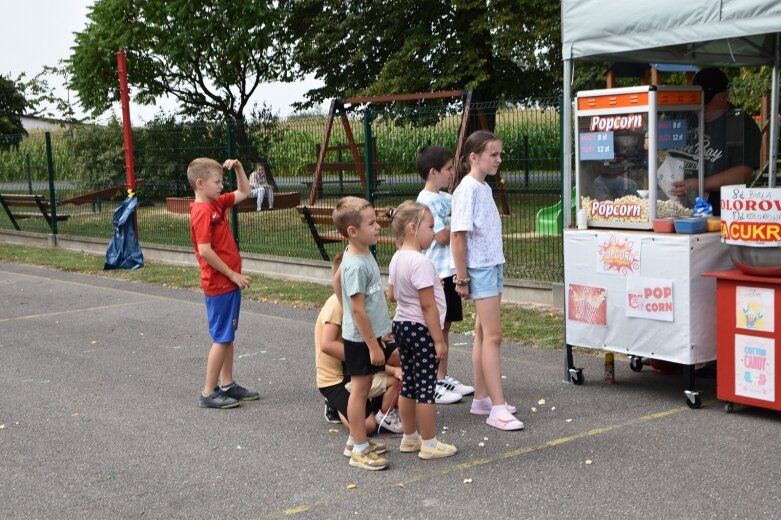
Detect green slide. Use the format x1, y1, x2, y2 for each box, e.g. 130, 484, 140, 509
535, 186, 577, 235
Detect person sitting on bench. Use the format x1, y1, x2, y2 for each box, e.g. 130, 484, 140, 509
249, 163, 274, 211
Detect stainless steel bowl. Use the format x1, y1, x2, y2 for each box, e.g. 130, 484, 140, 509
729, 244, 781, 276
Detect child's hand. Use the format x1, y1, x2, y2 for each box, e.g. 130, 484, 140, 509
369, 345, 385, 366
455, 283, 470, 300
223, 159, 242, 171
230, 272, 251, 289
434, 341, 448, 362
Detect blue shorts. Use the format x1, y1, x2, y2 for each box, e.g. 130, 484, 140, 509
204, 288, 241, 343
467, 265, 504, 300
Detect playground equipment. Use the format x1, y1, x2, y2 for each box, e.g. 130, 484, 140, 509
535, 186, 576, 235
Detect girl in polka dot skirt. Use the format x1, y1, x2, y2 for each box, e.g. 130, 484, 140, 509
387, 201, 458, 460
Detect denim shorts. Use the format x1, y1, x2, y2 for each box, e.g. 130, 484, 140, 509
467, 265, 504, 300
204, 288, 241, 343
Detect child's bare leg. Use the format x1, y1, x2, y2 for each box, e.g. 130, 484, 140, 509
218, 342, 235, 386
474, 296, 504, 405
347, 375, 371, 445
437, 322, 452, 380
398, 395, 417, 435
380, 377, 399, 412
471, 315, 487, 399
417, 403, 436, 440
204, 342, 229, 394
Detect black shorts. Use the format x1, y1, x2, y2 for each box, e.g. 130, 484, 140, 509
319, 377, 380, 419
442, 276, 464, 323
343, 337, 395, 377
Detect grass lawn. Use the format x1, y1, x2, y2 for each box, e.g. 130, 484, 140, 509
0, 243, 565, 349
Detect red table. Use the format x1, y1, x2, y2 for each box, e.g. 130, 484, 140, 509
703, 269, 781, 412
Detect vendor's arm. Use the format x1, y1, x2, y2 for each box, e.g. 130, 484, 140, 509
671, 165, 753, 197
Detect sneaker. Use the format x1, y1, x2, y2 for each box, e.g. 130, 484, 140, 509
349, 446, 389, 470
324, 399, 341, 424
441, 375, 475, 396
486, 406, 524, 431
419, 441, 457, 460
343, 439, 387, 457
469, 397, 516, 416
220, 382, 259, 401
376, 409, 403, 433
198, 388, 240, 409
434, 383, 463, 405
399, 437, 422, 453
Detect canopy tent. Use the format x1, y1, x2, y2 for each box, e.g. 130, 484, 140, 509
561, 0, 781, 228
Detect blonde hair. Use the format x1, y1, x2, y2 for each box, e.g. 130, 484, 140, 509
391, 200, 431, 246
186, 157, 222, 190
332, 196, 373, 237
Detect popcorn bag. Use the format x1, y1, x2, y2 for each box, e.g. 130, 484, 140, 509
656, 156, 684, 200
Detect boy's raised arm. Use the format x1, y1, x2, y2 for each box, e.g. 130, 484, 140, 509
224, 159, 251, 203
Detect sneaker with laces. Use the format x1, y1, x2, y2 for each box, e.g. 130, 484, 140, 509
399, 437, 422, 453
198, 388, 240, 409
442, 375, 475, 396
324, 399, 341, 424
376, 409, 404, 433
349, 446, 389, 470
221, 382, 259, 401
434, 382, 463, 404
419, 440, 458, 459
343, 439, 387, 457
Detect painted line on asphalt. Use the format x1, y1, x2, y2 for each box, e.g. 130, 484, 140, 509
0, 299, 165, 323
255, 403, 699, 519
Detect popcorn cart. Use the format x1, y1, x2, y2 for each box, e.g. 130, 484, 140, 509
564, 85, 735, 408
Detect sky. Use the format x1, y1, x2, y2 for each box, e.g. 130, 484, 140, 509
0, 0, 323, 123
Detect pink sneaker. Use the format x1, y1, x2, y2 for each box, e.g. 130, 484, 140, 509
486, 406, 524, 431
470, 397, 517, 416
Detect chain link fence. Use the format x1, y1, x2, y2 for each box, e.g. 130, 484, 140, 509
0, 97, 566, 282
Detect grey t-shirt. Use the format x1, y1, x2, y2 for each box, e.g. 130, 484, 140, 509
340, 251, 391, 342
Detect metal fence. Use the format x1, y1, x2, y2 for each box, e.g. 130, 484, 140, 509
0, 97, 566, 282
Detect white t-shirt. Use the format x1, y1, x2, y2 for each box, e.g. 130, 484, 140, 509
388, 250, 446, 329
450, 175, 505, 268
416, 189, 455, 279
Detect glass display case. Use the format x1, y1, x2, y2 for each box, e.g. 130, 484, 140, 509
575, 85, 705, 229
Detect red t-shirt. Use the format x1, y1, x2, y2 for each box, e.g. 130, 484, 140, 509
189, 193, 241, 296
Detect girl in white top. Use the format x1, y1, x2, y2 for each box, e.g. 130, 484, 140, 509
451, 130, 523, 431
387, 201, 457, 459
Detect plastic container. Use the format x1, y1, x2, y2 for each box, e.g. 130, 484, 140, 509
653, 217, 676, 233
706, 217, 721, 232
674, 217, 707, 234
604, 352, 615, 384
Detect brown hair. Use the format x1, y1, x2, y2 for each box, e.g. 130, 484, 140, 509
186, 157, 222, 190
416, 145, 455, 181
332, 196, 373, 237
456, 130, 501, 180
391, 200, 431, 247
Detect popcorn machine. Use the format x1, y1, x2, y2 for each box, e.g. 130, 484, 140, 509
575, 86, 705, 228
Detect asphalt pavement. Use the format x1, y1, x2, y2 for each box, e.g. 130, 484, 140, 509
1, 261, 779, 520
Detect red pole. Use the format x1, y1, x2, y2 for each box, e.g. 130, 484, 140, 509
116, 50, 136, 194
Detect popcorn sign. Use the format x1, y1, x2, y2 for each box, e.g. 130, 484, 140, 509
720, 186, 781, 246
626, 277, 674, 322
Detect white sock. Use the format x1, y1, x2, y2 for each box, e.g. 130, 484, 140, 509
353, 441, 369, 454
403, 432, 420, 442
422, 437, 438, 449
347, 435, 355, 446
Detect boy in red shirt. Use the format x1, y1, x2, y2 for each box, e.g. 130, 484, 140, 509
187, 157, 258, 409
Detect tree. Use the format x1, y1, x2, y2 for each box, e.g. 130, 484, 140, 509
284, 0, 561, 110
16, 62, 80, 122
69, 0, 292, 161
0, 75, 28, 149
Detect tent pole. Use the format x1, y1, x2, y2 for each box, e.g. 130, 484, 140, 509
562, 59, 573, 229
769, 33, 780, 188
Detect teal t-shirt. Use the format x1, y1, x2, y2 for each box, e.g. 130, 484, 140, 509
340, 251, 391, 342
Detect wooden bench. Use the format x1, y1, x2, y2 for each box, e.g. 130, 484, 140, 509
0, 194, 71, 232
296, 204, 395, 261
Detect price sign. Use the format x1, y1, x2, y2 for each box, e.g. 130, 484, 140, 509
657, 119, 687, 149
579, 131, 614, 160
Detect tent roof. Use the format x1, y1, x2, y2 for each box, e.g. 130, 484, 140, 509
562, 0, 781, 66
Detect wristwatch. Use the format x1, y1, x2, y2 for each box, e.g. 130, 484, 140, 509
453, 275, 471, 286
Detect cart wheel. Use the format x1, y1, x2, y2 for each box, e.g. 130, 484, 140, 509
569, 368, 584, 385
724, 402, 734, 413
629, 356, 644, 372
685, 391, 702, 409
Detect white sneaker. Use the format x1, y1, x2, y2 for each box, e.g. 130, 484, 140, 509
376, 409, 403, 433
442, 375, 475, 396
434, 382, 463, 404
